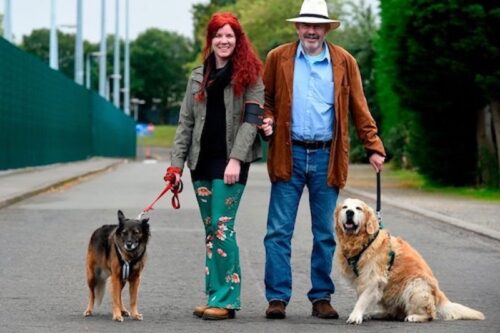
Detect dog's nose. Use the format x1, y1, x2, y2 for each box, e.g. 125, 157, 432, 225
346, 210, 354, 218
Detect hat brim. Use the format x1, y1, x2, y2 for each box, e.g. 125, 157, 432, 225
287, 17, 340, 30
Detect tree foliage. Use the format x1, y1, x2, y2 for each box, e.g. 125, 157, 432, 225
130, 29, 193, 121
20, 29, 79, 79
377, 0, 500, 186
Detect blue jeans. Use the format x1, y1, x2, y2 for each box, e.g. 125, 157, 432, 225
264, 144, 339, 303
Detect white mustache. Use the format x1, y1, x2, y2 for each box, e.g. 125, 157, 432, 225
304, 34, 319, 40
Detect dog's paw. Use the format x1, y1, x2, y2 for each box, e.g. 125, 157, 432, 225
347, 312, 364, 325
83, 310, 92, 317
131, 312, 143, 321
121, 309, 130, 317
112, 314, 124, 322
405, 314, 430, 322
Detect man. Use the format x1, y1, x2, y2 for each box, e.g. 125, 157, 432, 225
260, 0, 386, 320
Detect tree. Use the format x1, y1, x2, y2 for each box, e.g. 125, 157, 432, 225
377, 0, 499, 187
130, 28, 194, 123
20, 29, 77, 79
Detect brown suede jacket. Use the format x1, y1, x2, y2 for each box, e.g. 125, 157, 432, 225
263, 41, 385, 188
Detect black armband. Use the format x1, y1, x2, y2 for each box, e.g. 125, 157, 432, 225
244, 103, 264, 125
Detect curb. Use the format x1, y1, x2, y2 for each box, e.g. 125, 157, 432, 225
0, 159, 125, 210
343, 187, 500, 242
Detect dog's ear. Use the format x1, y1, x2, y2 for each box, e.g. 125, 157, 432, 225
334, 204, 341, 225
364, 205, 377, 235
141, 218, 151, 236
118, 210, 125, 227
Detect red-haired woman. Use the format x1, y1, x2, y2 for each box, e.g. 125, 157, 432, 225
164, 12, 272, 320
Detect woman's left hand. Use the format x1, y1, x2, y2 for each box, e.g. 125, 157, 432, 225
224, 158, 241, 184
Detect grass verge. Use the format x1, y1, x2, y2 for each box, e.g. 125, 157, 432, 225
137, 125, 177, 148
390, 167, 500, 201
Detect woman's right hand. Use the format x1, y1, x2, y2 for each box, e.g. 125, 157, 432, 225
164, 166, 182, 186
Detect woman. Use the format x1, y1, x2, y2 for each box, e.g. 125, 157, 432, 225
164, 12, 272, 320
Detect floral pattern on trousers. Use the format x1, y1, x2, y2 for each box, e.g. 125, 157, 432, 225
193, 179, 244, 309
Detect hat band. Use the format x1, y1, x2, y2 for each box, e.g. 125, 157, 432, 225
298, 13, 330, 20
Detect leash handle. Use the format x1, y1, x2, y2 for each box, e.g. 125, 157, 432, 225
170, 180, 183, 209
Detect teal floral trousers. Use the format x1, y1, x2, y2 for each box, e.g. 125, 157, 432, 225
193, 179, 244, 310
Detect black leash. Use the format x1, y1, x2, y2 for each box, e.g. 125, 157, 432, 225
376, 171, 384, 229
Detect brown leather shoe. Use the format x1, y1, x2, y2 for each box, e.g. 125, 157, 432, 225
193, 305, 208, 318
266, 300, 286, 319
312, 300, 339, 319
202, 307, 235, 320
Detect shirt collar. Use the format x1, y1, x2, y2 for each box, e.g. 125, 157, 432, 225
296, 42, 331, 63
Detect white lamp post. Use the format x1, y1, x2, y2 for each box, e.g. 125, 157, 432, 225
50, 0, 59, 70
112, 0, 121, 108
98, 0, 107, 97
3, 0, 12, 42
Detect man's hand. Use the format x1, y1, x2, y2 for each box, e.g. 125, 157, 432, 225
259, 118, 274, 137
224, 158, 241, 184
369, 153, 385, 173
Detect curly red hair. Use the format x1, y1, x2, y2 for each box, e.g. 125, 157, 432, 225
196, 12, 262, 101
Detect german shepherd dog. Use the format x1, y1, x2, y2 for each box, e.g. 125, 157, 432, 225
83, 210, 150, 322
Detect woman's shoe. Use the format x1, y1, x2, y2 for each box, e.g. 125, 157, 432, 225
193, 305, 208, 318
202, 307, 236, 320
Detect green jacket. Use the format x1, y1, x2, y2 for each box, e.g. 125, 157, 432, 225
171, 66, 264, 171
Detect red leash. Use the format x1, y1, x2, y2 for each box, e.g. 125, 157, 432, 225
139, 180, 183, 217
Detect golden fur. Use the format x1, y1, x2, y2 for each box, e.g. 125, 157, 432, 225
334, 198, 485, 324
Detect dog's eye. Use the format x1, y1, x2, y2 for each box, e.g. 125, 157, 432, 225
342, 205, 347, 209
356, 206, 362, 211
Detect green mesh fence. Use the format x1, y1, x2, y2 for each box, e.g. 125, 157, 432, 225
0, 38, 135, 170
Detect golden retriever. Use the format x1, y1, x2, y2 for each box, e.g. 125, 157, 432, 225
334, 198, 485, 324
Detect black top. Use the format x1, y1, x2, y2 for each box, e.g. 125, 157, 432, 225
199, 58, 232, 160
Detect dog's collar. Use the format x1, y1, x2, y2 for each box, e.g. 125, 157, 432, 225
114, 242, 146, 282
345, 231, 396, 277
345, 230, 380, 277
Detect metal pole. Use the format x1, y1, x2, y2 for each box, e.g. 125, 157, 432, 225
49, 0, 59, 70
75, 0, 84, 84
85, 54, 91, 89
113, 0, 121, 108
98, 0, 107, 97
123, 0, 130, 116
3, 0, 12, 42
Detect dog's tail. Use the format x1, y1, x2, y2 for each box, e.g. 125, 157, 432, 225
436, 290, 485, 320
93, 270, 108, 306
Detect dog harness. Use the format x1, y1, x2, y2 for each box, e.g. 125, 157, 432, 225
345, 230, 395, 277
114, 242, 146, 282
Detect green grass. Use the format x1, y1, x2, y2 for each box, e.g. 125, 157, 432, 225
389, 166, 500, 201
137, 125, 177, 148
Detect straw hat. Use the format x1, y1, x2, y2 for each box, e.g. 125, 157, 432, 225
287, 0, 341, 30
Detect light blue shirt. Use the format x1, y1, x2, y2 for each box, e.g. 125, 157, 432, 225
292, 42, 334, 141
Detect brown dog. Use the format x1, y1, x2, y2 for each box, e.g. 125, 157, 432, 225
83, 210, 150, 322
335, 198, 485, 324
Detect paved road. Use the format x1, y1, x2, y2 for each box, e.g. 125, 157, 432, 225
0, 161, 498, 333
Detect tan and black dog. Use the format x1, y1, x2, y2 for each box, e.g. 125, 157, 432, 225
83, 210, 150, 322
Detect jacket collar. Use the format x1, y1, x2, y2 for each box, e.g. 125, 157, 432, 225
280, 41, 346, 106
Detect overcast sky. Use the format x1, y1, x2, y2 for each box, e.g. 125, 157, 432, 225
1, 0, 379, 44
1, 0, 209, 44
